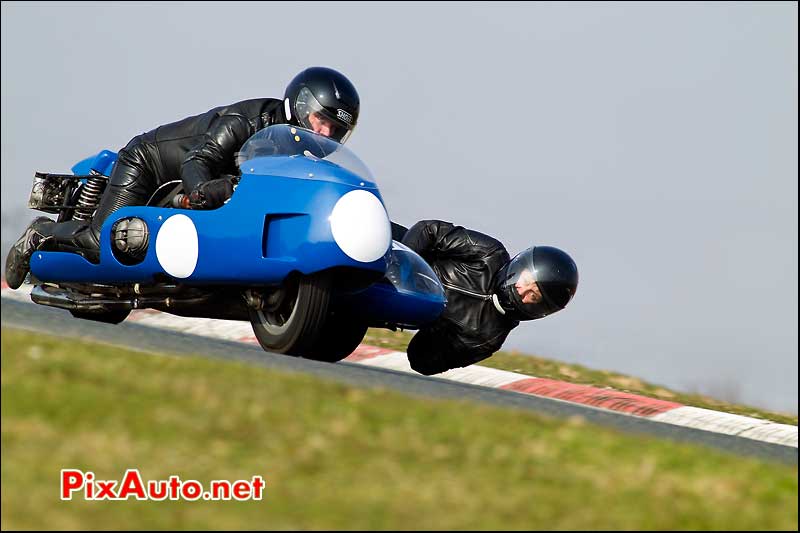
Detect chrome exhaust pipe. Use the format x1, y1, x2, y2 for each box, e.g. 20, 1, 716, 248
30, 285, 214, 314
30, 285, 133, 312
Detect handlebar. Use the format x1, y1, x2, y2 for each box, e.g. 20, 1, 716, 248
171, 175, 239, 210
172, 193, 192, 209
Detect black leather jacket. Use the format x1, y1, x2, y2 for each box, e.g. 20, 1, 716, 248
401, 220, 519, 375
129, 98, 286, 192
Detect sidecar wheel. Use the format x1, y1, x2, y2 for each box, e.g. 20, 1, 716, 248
249, 273, 331, 356
69, 309, 131, 324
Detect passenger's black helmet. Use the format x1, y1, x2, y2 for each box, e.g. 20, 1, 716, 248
493, 246, 578, 321
284, 66, 360, 144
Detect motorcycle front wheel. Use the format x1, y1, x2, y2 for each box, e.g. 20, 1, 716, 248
302, 309, 368, 363
249, 273, 331, 356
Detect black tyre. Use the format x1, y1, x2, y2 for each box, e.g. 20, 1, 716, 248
249, 274, 331, 356
303, 309, 368, 363
69, 309, 131, 324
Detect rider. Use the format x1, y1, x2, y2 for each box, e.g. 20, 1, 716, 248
5, 66, 360, 289
399, 220, 578, 375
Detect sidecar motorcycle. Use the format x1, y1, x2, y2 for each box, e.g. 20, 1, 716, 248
24, 124, 446, 362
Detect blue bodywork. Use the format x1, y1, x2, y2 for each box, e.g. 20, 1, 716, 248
71, 150, 118, 176
29, 125, 445, 328
31, 172, 387, 284
344, 241, 446, 328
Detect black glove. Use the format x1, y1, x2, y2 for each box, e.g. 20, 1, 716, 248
188, 177, 234, 209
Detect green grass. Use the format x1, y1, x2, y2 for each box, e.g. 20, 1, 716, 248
1, 328, 797, 530
363, 328, 799, 425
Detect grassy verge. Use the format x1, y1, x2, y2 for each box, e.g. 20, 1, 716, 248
1, 328, 797, 530
363, 328, 798, 425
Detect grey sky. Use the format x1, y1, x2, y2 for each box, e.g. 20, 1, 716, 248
2, 2, 797, 412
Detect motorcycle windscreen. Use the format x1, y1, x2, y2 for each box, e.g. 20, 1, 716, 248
236, 124, 374, 184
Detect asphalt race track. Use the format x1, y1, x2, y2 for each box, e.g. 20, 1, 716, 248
2, 296, 797, 465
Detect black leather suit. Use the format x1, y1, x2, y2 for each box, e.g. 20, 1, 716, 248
401, 220, 519, 375
50, 98, 286, 260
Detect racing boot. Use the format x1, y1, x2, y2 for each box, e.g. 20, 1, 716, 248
49, 220, 102, 263
4, 216, 55, 289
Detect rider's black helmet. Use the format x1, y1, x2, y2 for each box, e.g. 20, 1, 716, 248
493, 246, 578, 321
284, 66, 360, 144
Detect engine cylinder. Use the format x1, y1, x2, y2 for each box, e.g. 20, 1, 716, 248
112, 217, 149, 264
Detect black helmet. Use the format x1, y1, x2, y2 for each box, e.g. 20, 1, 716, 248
284, 66, 360, 144
493, 246, 578, 321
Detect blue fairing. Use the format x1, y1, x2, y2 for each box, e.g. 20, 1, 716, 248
350, 282, 444, 327
344, 241, 446, 327
31, 174, 387, 283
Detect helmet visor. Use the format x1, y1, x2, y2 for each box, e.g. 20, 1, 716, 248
294, 87, 356, 143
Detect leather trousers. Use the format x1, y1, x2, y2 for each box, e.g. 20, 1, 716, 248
44, 135, 160, 262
